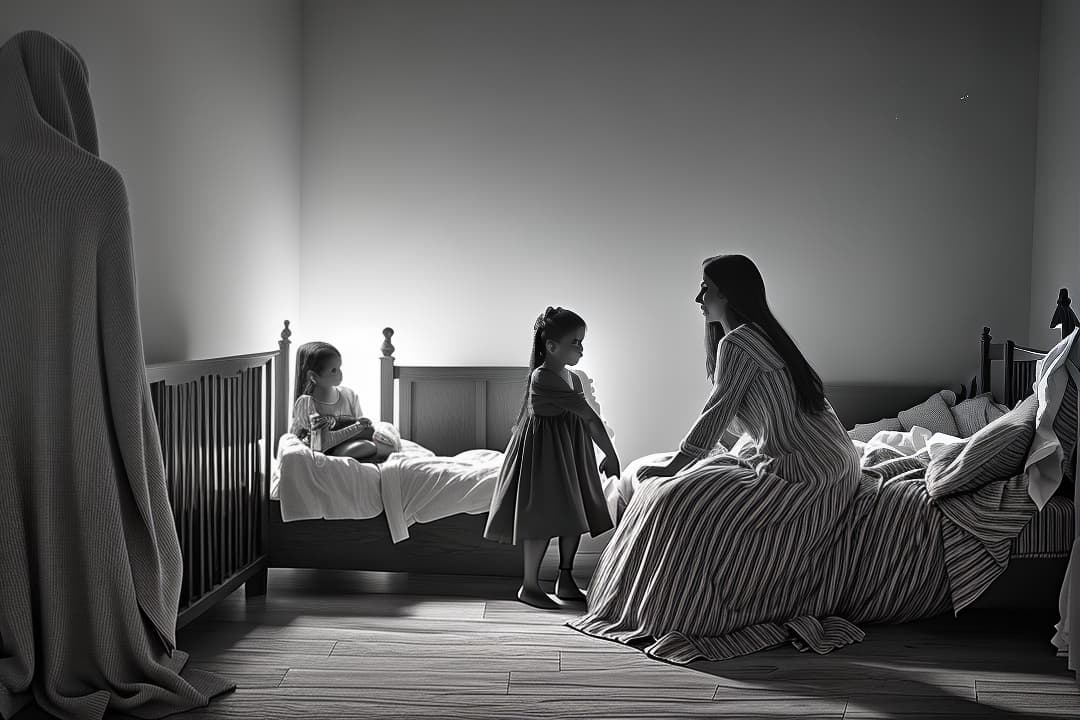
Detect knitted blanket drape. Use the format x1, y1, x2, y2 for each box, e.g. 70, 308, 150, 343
0, 30, 233, 719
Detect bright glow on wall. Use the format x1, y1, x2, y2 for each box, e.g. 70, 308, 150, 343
300, 1, 1040, 466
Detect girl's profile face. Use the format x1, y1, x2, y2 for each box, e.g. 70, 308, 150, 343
696, 275, 727, 323
546, 327, 586, 367
310, 355, 343, 388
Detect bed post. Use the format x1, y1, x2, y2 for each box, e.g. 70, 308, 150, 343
1004, 339, 1018, 408
1052, 288, 1077, 339
274, 320, 292, 455
380, 327, 396, 423
248, 319, 291, 600
980, 326, 992, 397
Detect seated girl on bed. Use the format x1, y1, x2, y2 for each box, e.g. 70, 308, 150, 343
291, 341, 390, 462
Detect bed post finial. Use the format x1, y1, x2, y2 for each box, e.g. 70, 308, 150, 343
1051, 289, 1078, 339
274, 320, 292, 457
380, 328, 396, 423
381, 327, 395, 358
979, 326, 992, 398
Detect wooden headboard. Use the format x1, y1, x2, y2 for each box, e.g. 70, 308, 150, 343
378, 328, 528, 456
979, 288, 1076, 407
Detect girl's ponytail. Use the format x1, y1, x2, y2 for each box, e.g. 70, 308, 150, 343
515, 308, 553, 427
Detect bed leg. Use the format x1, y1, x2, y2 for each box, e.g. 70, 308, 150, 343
245, 567, 268, 597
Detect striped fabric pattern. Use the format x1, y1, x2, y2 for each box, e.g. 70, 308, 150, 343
568, 322, 1045, 664
1010, 496, 1074, 558
924, 395, 1038, 500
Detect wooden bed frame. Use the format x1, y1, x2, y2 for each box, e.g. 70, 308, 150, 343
968, 289, 1077, 611
266, 327, 530, 578
144, 321, 291, 629
148, 290, 1078, 636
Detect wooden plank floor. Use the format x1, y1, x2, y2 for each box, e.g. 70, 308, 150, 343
164, 568, 1079, 719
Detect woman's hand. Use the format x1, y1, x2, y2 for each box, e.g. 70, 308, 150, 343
636, 462, 677, 480
599, 454, 621, 478
636, 451, 695, 481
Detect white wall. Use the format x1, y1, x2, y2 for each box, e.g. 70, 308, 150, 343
301, 0, 1041, 464
1, 0, 303, 363
1029, 0, 1080, 349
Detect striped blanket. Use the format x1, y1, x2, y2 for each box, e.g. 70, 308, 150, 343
568, 395, 1042, 664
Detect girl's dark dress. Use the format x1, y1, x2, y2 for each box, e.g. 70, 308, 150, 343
484, 368, 614, 544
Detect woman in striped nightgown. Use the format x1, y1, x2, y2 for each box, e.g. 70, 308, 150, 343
568, 254, 956, 662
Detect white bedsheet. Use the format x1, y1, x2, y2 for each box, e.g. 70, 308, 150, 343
271, 433, 384, 520
274, 430, 625, 546
271, 433, 435, 521
379, 449, 505, 543
1025, 329, 1080, 510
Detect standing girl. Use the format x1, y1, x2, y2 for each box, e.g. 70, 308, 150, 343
291, 341, 382, 462
484, 307, 621, 609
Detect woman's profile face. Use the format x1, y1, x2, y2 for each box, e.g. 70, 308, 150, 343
695, 275, 727, 323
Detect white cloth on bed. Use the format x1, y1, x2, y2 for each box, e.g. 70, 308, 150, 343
859, 426, 965, 460
1029, 330, 1080, 670
1024, 328, 1080, 510
380, 449, 504, 543
274, 433, 506, 540
272, 433, 386, 520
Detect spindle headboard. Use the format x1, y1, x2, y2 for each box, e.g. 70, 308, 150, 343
978, 288, 1078, 407
144, 320, 292, 628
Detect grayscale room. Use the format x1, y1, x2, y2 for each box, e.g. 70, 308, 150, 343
2, 1, 1078, 718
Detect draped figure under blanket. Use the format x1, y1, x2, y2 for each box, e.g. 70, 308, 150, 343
0, 30, 233, 719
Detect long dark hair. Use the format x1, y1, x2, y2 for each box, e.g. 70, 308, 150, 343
293, 341, 341, 402
514, 306, 587, 426
702, 254, 825, 415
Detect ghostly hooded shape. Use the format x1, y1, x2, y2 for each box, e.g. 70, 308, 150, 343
0, 30, 233, 719
0, 30, 97, 154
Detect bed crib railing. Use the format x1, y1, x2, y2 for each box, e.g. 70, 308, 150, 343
145, 323, 290, 628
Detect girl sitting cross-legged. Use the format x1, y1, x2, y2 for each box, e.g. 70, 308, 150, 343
291, 341, 390, 463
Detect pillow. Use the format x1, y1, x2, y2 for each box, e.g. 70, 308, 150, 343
898, 390, 960, 437
924, 394, 1037, 500
372, 421, 403, 453
848, 416, 904, 443
949, 393, 1011, 438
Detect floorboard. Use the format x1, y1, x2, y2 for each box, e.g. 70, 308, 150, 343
18, 567, 1073, 719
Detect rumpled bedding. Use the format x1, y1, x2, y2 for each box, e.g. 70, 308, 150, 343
271, 433, 433, 521
380, 449, 505, 543
572, 346, 1079, 663
272, 433, 509, 544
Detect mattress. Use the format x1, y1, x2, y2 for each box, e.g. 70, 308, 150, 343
1011, 493, 1075, 559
